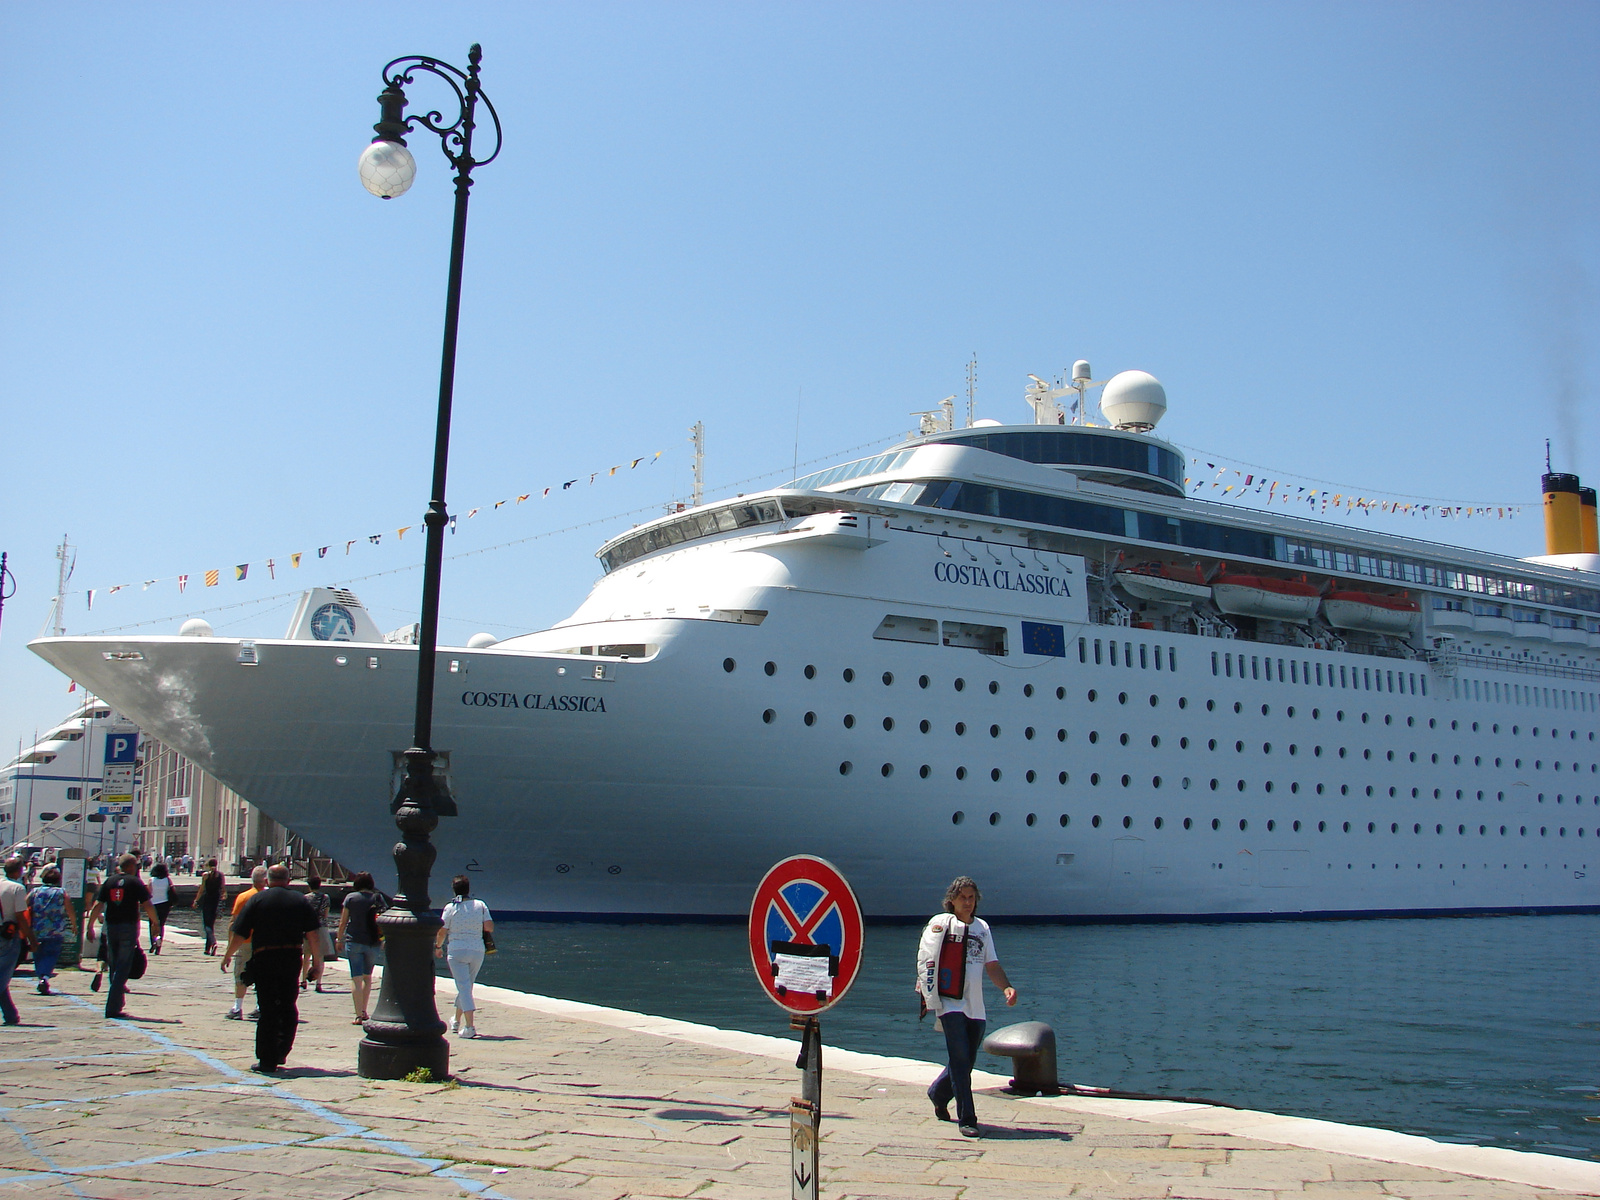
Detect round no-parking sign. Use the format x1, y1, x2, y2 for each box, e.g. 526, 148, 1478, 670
748, 855, 864, 1015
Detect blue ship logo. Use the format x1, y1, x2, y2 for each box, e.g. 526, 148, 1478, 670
310, 602, 356, 642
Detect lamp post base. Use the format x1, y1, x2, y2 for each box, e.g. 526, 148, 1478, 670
358, 1033, 450, 1081
355, 906, 449, 1080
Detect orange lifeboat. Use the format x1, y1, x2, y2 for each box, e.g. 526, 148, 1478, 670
1322, 589, 1420, 635
1211, 571, 1321, 623
1114, 562, 1212, 605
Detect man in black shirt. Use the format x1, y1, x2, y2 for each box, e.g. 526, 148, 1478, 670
223, 864, 323, 1074
84, 854, 160, 1019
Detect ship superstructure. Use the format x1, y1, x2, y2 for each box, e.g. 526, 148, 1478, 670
28, 365, 1600, 918
0, 697, 140, 857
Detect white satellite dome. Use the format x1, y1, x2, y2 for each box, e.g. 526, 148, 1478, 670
971, 418, 1004, 428
179, 618, 213, 637
466, 632, 499, 649
1099, 370, 1167, 431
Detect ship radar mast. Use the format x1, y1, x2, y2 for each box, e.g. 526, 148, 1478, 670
1026, 360, 1168, 432
689, 420, 705, 508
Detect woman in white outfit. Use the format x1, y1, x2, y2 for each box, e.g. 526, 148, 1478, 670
434, 874, 493, 1038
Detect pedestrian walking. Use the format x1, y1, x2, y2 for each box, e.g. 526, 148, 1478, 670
224, 865, 268, 1020
301, 874, 334, 992
148, 862, 172, 953
221, 864, 323, 1075
914, 876, 1018, 1138
334, 872, 384, 1023
193, 859, 225, 955
84, 853, 161, 1020
434, 875, 494, 1038
27, 866, 73, 995
0, 858, 39, 1025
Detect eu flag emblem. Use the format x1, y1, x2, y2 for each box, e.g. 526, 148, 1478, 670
1020, 621, 1066, 658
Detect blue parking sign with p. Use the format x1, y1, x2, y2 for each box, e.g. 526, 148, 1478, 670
104, 732, 137, 764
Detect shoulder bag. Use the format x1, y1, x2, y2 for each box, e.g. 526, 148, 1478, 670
936, 916, 967, 999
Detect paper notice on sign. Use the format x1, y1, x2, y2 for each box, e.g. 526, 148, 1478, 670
775, 953, 832, 997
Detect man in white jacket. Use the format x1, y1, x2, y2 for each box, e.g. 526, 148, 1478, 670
915, 876, 1017, 1137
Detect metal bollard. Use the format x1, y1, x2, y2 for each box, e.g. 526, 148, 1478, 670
980, 1021, 1059, 1096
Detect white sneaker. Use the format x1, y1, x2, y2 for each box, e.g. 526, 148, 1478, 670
461, 1027, 478, 1039
450, 1018, 459, 1034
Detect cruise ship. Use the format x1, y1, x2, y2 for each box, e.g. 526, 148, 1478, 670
28, 365, 1600, 919
0, 697, 140, 857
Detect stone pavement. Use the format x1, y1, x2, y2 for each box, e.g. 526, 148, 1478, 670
1, 931, 1597, 1199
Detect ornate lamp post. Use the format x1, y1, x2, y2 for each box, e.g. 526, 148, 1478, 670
354, 45, 502, 1081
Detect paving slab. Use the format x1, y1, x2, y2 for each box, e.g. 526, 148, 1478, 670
0, 928, 1595, 1199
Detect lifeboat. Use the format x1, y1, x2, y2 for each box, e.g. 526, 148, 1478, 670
1114, 562, 1212, 605
1322, 589, 1420, 635
1211, 572, 1321, 623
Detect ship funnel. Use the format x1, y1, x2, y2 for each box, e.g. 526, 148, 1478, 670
1583, 487, 1599, 554
1541, 472, 1583, 555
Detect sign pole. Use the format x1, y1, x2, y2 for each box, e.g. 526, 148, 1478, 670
749, 855, 863, 1200
789, 1015, 821, 1199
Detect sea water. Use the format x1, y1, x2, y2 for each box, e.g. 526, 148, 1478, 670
473, 914, 1600, 1161
171, 905, 1600, 1159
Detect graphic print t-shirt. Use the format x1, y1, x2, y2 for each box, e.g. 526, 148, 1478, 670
929, 916, 999, 1021
95, 874, 150, 925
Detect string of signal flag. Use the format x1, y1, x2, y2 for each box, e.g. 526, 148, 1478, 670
75, 450, 664, 611
64, 439, 1534, 612
1182, 452, 1526, 521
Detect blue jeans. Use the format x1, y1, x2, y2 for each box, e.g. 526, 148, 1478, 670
103, 923, 138, 1017
928, 1012, 986, 1127
33, 936, 64, 982
0, 936, 21, 1024
344, 941, 380, 977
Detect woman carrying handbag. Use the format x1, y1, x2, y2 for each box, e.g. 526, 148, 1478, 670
914, 876, 1017, 1138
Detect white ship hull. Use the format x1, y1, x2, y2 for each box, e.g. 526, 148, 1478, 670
32, 500, 1600, 920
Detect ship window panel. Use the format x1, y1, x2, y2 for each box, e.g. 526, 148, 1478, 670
1095, 639, 1103, 665
1079, 638, 1087, 663
1110, 641, 1119, 667
943, 622, 1008, 655
1169, 648, 1176, 671
874, 615, 939, 645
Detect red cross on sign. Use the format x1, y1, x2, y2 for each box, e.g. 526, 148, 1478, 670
748, 855, 864, 1015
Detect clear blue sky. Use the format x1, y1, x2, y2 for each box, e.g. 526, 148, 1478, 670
1, 2, 1596, 754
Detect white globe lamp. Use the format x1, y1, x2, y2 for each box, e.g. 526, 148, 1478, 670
358, 140, 417, 199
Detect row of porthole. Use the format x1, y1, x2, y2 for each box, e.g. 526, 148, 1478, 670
729, 658, 1047, 697
727, 658, 1598, 744
732, 659, 1597, 745
763, 706, 1597, 775
771, 709, 1071, 740
945, 811, 1597, 838
837, 760, 1594, 806
839, 761, 1068, 784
